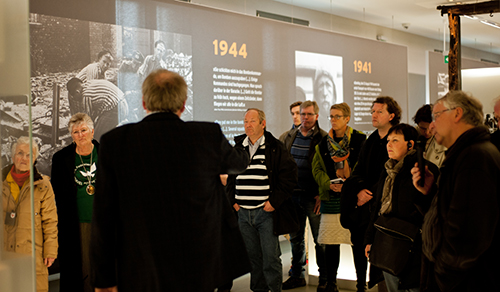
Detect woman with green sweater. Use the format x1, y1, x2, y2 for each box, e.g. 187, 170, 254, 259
312, 103, 366, 292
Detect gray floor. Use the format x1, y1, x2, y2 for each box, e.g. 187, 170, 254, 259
49, 238, 380, 292
229, 238, 379, 292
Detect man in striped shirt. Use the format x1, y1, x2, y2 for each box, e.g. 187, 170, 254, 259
227, 108, 297, 292
67, 77, 129, 141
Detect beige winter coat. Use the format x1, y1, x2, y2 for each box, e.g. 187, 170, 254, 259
2, 165, 58, 292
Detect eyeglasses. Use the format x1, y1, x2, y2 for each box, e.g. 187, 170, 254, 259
300, 113, 317, 117
329, 115, 345, 121
432, 107, 456, 121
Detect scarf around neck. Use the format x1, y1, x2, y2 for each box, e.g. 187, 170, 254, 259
380, 149, 416, 214
327, 126, 353, 179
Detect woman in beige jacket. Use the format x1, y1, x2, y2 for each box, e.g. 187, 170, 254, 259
2, 136, 58, 292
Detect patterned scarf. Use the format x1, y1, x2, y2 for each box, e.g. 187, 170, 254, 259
327, 126, 353, 179
380, 149, 416, 214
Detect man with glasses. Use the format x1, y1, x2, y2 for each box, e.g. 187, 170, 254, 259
281, 100, 328, 291
341, 96, 401, 291
412, 90, 500, 291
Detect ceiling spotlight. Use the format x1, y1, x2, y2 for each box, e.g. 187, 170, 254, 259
402, 23, 410, 29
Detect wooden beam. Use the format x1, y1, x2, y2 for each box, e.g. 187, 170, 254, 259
448, 13, 461, 90
438, 0, 500, 16
436, 1, 500, 91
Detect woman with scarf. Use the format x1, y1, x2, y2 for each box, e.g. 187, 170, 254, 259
312, 103, 366, 292
364, 124, 439, 292
2, 136, 58, 292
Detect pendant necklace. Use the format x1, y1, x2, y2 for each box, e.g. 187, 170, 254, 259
78, 146, 95, 195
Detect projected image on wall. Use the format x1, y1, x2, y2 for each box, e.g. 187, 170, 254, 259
295, 51, 343, 128
22, 14, 192, 174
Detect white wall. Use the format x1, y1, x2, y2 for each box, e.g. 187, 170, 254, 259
462, 67, 500, 115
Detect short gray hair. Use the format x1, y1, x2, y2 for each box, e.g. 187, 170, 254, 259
68, 113, 94, 133
142, 69, 187, 113
11, 136, 39, 161
438, 90, 483, 127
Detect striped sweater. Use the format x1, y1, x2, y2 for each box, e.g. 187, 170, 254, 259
235, 136, 270, 209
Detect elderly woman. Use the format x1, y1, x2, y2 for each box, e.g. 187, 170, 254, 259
51, 113, 98, 292
364, 124, 439, 292
3, 136, 58, 292
312, 102, 366, 292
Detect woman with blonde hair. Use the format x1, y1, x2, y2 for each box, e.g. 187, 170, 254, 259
312, 103, 366, 292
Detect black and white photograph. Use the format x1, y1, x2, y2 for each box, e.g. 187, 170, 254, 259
0, 14, 193, 175
295, 51, 343, 128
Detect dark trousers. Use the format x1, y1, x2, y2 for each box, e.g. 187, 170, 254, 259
289, 192, 326, 280
350, 227, 368, 290
325, 244, 340, 283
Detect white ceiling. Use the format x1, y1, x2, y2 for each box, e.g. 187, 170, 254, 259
274, 0, 500, 56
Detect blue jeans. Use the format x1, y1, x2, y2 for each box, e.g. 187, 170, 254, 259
383, 271, 420, 292
289, 193, 326, 280
238, 207, 282, 292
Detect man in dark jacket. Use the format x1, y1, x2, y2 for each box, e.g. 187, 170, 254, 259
227, 108, 297, 292
341, 96, 402, 291
412, 90, 500, 292
279, 101, 303, 141
90, 69, 251, 292
281, 100, 328, 291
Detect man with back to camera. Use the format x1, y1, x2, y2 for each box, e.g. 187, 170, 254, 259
76, 50, 114, 83
281, 100, 328, 291
89, 69, 251, 292
279, 101, 303, 141
341, 96, 401, 291
411, 90, 500, 292
226, 108, 297, 292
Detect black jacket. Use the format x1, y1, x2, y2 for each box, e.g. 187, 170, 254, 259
341, 129, 389, 230
227, 131, 298, 210
421, 126, 500, 292
51, 139, 99, 292
90, 112, 251, 292
365, 151, 439, 289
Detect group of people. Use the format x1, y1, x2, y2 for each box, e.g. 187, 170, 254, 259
276, 91, 500, 292
3, 68, 499, 292
230, 90, 499, 292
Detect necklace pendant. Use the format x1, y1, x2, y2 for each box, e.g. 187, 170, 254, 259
86, 185, 95, 195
